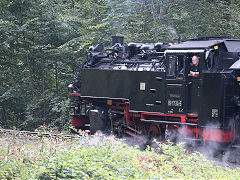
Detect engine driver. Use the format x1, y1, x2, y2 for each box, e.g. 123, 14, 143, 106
189, 55, 199, 77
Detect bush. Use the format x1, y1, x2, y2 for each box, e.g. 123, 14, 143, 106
0, 132, 240, 179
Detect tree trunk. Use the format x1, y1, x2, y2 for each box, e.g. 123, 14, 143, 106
41, 49, 46, 120
55, 59, 59, 95
26, 52, 35, 103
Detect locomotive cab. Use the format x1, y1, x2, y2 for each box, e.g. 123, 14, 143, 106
166, 37, 240, 143
165, 52, 204, 115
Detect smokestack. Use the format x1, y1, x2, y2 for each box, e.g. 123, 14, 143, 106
112, 36, 124, 46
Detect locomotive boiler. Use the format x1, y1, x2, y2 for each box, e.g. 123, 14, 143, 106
69, 36, 240, 144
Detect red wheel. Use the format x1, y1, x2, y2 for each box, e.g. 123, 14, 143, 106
148, 124, 166, 141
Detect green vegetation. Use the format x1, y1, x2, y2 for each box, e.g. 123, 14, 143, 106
1, 1, 239, 178
0, 132, 239, 179
0, 0, 240, 130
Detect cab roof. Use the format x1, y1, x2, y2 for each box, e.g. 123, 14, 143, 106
169, 37, 240, 52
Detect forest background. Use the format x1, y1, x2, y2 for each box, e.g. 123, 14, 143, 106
0, 0, 239, 131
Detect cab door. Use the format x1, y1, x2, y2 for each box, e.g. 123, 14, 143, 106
165, 54, 185, 114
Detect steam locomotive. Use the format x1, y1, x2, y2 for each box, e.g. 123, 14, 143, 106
69, 36, 240, 144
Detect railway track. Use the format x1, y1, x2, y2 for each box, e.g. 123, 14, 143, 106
0, 128, 82, 139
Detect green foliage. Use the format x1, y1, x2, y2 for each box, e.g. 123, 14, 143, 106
1, 134, 240, 179
163, 0, 239, 40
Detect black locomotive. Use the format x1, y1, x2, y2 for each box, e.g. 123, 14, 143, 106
69, 36, 240, 144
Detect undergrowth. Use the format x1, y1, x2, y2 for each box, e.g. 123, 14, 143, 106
0, 130, 240, 179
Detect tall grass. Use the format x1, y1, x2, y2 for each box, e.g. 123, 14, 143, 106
0, 131, 240, 179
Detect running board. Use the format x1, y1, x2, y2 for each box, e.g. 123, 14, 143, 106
140, 119, 197, 126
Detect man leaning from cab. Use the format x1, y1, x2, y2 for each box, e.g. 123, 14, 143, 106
189, 55, 199, 77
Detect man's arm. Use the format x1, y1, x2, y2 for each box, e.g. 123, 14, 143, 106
189, 70, 199, 77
